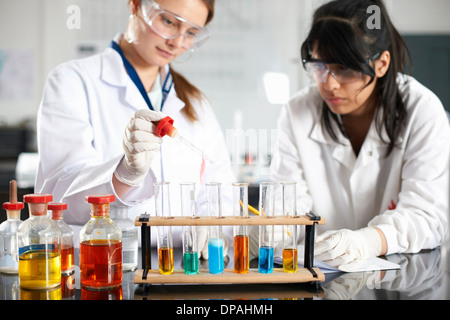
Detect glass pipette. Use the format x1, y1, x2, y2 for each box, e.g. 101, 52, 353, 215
154, 116, 214, 164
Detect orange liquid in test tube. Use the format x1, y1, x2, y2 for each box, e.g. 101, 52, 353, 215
234, 235, 249, 274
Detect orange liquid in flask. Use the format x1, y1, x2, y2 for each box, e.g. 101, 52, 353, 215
79, 240, 122, 288
61, 246, 74, 274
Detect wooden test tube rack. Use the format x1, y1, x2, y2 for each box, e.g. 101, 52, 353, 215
134, 211, 326, 285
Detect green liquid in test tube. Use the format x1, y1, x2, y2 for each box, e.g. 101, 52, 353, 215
180, 182, 199, 275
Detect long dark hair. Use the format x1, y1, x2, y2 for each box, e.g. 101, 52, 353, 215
301, 0, 411, 156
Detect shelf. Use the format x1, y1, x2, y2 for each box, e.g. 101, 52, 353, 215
134, 268, 325, 285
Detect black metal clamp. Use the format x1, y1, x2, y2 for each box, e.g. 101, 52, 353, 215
139, 213, 151, 280
304, 211, 320, 279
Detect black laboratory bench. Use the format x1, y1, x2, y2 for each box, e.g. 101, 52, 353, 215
1, 243, 449, 301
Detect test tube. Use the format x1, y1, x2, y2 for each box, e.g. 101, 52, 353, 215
282, 182, 298, 273
206, 182, 224, 274
258, 182, 275, 274
154, 182, 174, 275
180, 182, 199, 275
233, 182, 249, 274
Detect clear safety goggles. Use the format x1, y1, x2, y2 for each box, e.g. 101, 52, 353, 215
302, 53, 380, 85
141, 0, 210, 49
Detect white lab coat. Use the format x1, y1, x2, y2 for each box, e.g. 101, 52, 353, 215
35, 36, 235, 246
271, 74, 449, 255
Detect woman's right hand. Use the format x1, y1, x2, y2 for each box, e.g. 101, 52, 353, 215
114, 109, 166, 186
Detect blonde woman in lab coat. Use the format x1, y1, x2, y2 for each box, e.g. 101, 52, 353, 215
270, 0, 450, 271
36, 0, 234, 253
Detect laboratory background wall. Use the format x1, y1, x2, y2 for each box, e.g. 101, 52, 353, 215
0, 0, 449, 213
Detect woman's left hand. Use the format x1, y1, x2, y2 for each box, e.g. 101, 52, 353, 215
314, 227, 382, 272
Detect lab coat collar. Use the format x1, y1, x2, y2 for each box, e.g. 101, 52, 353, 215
100, 34, 185, 113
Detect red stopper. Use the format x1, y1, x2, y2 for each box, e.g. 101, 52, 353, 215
49, 202, 67, 220
85, 194, 116, 204
23, 194, 53, 204
154, 116, 178, 138
48, 202, 68, 210
3, 202, 24, 210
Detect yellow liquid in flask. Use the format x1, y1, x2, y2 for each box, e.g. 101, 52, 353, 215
19, 250, 61, 289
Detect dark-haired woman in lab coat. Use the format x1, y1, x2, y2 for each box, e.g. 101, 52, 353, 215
36, 0, 234, 252
270, 0, 449, 271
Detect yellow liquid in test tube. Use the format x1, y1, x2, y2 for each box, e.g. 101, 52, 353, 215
158, 247, 174, 275
282, 248, 298, 273
19, 251, 61, 289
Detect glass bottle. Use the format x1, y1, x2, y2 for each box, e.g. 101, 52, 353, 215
206, 182, 224, 274
233, 183, 249, 274
49, 202, 74, 275
111, 206, 138, 272
281, 182, 298, 273
0, 201, 24, 274
79, 194, 122, 289
154, 182, 174, 275
180, 182, 199, 275
17, 193, 61, 289
258, 182, 275, 274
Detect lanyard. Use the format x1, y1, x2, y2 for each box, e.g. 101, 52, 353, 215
110, 41, 173, 111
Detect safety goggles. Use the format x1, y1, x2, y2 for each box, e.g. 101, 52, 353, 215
141, 0, 210, 49
302, 53, 380, 84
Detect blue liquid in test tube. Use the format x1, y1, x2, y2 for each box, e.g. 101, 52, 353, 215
208, 238, 224, 274
258, 246, 274, 274
258, 182, 276, 274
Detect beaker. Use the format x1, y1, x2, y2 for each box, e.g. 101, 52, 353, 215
233, 182, 249, 274
154, 182, 174, 275
111, 206, 138, 272
180, 182, 199, 275
258, 182, 275, 274
206, 182, 224, 274
282, 182, 298, 273
49, 202, 74, 275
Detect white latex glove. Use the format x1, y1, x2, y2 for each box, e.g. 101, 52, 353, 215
114, 109, 166, 186
314, 227, 382, 272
